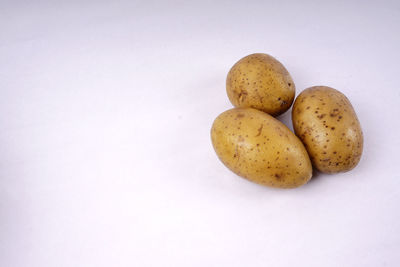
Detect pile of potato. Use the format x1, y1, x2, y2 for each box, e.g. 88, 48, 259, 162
211, 53, 363, 189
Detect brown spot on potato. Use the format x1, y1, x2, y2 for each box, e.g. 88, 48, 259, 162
255, 124, 263, 137
238, 89, 248, 103
330, 108, 340, 117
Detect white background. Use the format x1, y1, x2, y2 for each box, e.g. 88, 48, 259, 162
1, 0, 400, 266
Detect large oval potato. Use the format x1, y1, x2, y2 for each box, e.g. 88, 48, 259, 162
226, 53, 295, 116
211, 108, 312, 188
292, 86, 363, 173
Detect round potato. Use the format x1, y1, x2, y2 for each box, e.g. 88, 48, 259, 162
211, 108, 312, 188
292, 86, 363, 173
226, 53, 295, 116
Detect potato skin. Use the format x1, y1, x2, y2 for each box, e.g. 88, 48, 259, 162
211, 108, 312, 188
292, 86, 363, 173
226, 53, 295, 116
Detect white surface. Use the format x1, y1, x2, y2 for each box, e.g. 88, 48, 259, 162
1, 0, 400, 266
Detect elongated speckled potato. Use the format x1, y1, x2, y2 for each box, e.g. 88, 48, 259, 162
292, 86, 363, 173
211, 108, 312, 188
226, 53, 295, 116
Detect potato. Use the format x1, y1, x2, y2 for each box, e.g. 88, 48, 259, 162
292, 86, 363, 173
211, 108, 312, 188
226, 53, 295, 116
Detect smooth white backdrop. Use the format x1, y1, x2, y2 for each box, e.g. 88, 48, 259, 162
1, 0, 400, 266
